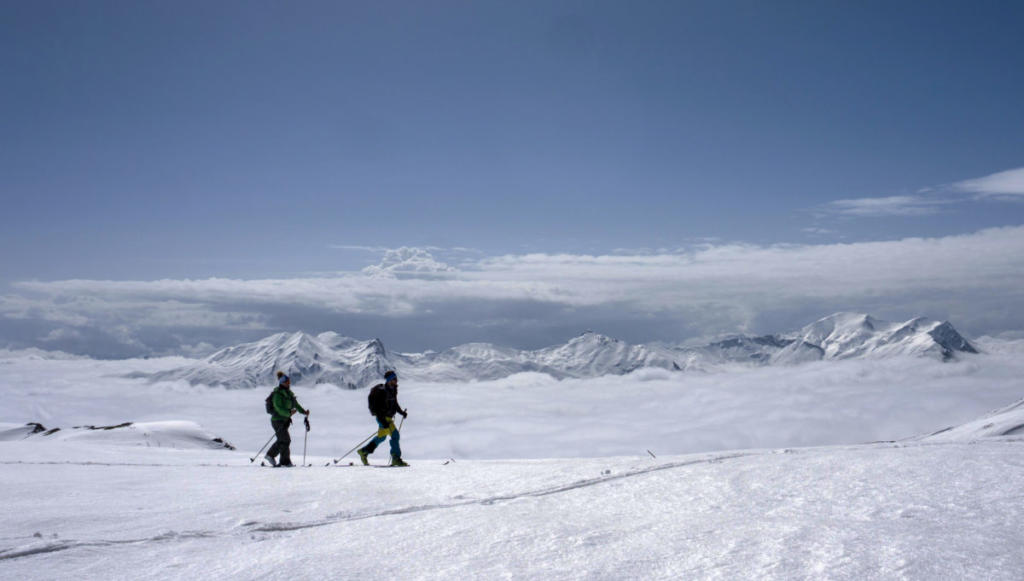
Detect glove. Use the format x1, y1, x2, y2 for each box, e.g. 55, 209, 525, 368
400, 409, 408, 418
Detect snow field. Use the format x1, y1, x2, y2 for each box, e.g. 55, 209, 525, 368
2, 440, 1023, 579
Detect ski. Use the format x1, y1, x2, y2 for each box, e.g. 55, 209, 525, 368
327, 461, 411, 468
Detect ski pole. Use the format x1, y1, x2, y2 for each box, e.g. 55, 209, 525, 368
330, 431, 377, 465
249, 432, 276, 463
303, 415, 311, 467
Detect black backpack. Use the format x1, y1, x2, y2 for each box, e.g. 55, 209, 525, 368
265, 388, 278, 414
367, 384, 386, 416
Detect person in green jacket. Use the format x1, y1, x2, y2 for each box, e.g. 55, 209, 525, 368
265, 371, 309, 467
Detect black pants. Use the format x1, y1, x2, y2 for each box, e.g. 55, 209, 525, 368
267, 418, 292, 465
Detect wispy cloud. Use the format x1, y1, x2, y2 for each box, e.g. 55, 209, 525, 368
329, 245, 391, 253
801, 227, 837, 236
954, 167, 1024, 198
815, 166, 1024, 221
821, 195, 948, 217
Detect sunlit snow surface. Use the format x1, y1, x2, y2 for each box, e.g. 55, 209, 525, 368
2, 340, 1023, 579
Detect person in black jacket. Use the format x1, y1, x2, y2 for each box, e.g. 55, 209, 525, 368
358, 370, 408, 466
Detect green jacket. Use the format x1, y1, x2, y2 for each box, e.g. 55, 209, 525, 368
270, 386, 306, 421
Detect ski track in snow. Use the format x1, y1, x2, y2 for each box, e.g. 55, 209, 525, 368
0, 449, 760, 561
8, 438, 1019, 563
250, 451, 754, 532
0, 531, 217, 561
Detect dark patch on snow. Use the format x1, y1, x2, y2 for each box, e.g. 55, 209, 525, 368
786, 341, 826, 358
709, 335, 793, 351
73, 422, 133, 430
211, 437, 236, 450
1001, 424, 1024, 436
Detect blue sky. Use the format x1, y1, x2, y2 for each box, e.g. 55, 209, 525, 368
2, 2, 1024, 356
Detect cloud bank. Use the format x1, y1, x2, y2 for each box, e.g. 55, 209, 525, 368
3, 226, 1024, 357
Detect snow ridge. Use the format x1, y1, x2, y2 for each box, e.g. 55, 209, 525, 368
916, 397, 1024, 442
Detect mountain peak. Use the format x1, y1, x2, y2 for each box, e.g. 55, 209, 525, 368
928, 321, 978, 358
572, 330, 615, 341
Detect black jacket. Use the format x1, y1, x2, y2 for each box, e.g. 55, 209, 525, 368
367, 383, 402, 419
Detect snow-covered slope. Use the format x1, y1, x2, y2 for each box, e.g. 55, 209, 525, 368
144, 313, 977, 388
917, 397, 1024, 442
0, 421, 234, 450
1, 439, 1022, 580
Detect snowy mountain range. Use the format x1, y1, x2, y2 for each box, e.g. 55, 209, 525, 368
144, 313, 977, 389
145, 331, 393, 389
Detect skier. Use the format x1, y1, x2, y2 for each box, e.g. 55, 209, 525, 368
358, 370, 409, 467
265, 371, 309, 467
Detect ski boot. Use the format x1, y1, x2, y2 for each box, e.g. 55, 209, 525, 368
264, 454, 278, 467
390, 454, 409, 467
357, 448, 370, 466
